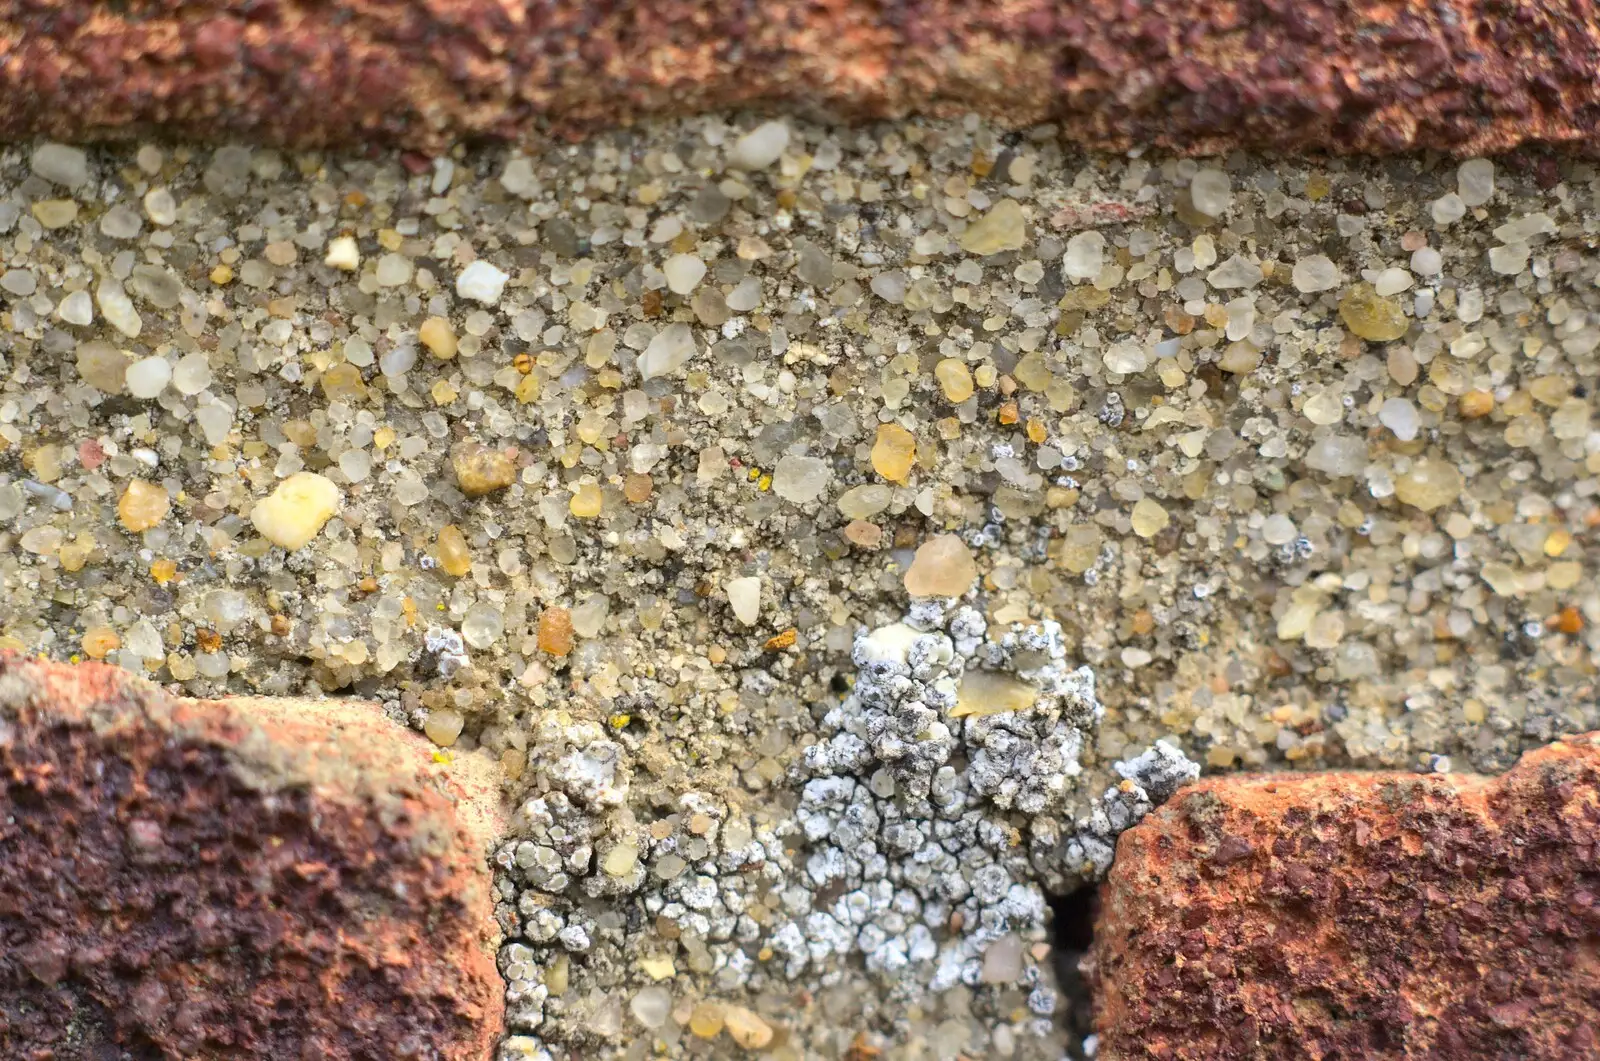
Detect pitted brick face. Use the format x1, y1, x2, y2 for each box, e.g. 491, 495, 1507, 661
0, 654, 506, 1061
0, 1, 1598, 155
1090, 734, 1600, 1060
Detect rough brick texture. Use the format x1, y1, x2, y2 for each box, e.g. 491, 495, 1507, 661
0, 654, 506, 1061
1091, 733, 1600, 1060
0, 1, 1597, 156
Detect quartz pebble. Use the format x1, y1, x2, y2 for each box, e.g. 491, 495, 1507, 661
871, 424, 916, 483
1339, 282, 1408, 341
1457, 158, 1495, 207
250, 473, 340, 550
125, 355, 171, 398
96, 278, 141, 337
935, 359, 974, 402
1188, 168, 1232, 217
662, 254, 706, 295
322, 235, 359, 271
904, 534, 978, 596
724, 1006, 774, 1050
1291, 255, 1340, 293
1395, 458, 1463, 512
729, 121, 790, 170
31, 143, 89, 188
453, 443, 517, 496
1378, 398, 1420, 441
639, 323, 697, 380
538, 607, 576, 656
959, 199, 1025, 255
1130, 498, 1169, 538
1063, 231, 1105, 280
771, 455, 829, 503
456, 259, 508, 304
726, 577, 761, 626
117, 480, 169, 533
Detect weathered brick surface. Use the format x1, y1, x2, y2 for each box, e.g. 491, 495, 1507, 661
1090, 733, 1600, 1060
0, 1, 1597, 156
0, 653, 507, 1060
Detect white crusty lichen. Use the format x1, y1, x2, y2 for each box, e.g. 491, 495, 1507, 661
491, 604, 1198, 1059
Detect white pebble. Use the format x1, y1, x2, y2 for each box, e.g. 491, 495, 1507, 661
1410, 246, 1442, 276
172, 351, 213, 396
1262, 513, 1298, 545
143, 187, 177, 226
125, 355, 172, 399
1373, 267, 1413, 296
1378, 397, 1420, 441
1457, 158, 1495, 207
56, 290, 93, 326
728, 120, 790, 170
96, 278, 141, 338
1206, 254, 1262, 289
1062, 231, 1105, 281
662, 253, 706, 295
456, 259, 509, 304
325, 235, 360, 271
726, 576, 761, 626
638, 323, 697, 380
1189, 168, 1233, 217
1488, 243, 1530, 275
250, 472, 341, 551
31, 143, 89, 188
1291, 255, 1340, 293
375, 253, 414, 287
771, 454, 830, 504
1430, 193, 1466, 226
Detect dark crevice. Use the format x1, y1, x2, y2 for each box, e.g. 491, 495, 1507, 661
1049, 885, 1099, 1057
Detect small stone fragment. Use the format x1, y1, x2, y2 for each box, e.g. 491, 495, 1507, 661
1339, 282, 1408, 341
420, 316, 458, 359
1063, 231, 1105, 280
728, 121, 790, 170
771, 455, 830, 504
1394, 458, 1463, 512
953, 671, 1038, 718
31, 199, 78, 228
639, 323, 697, 380
57, 290, 94, 326
871, 424, 917, 483
726, 577, 761, 626
117, 480, 170, 533
97, 278, 142, 337
960, 199, 1026, 255
569, 483, 603, 518
1189, 168, 1233, 217
124, 355, 170, 398
1291, 255, 1340, 293
538, 607, 576, 656
31, 143, 89, 188
81, 627, 120, 660
456, 260, 508, 304
689, 1001, 727, 1038
424, 709, 464, 747
1131, 498, 1169, 537
724, 1006, 774, 1050
437, 525, 471, 576
837, 483, 892, 519
1458, 158, 1495, 207
935, 359, 974, 402
76, 341, 128, 392
1378, 397, 1420, 441
250, 472, 341, 550
663, 253, 707, 295
904, 534, 978, 597
453, 443, 517, 497
324, 236, 360, 271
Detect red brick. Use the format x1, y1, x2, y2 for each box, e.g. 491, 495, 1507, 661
1090, 733, 1600, 1060
0, 1, 1597, 156
0, 653, 507, 1060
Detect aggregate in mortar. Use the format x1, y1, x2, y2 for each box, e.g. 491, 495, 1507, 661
0, 115, 1598, 1058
